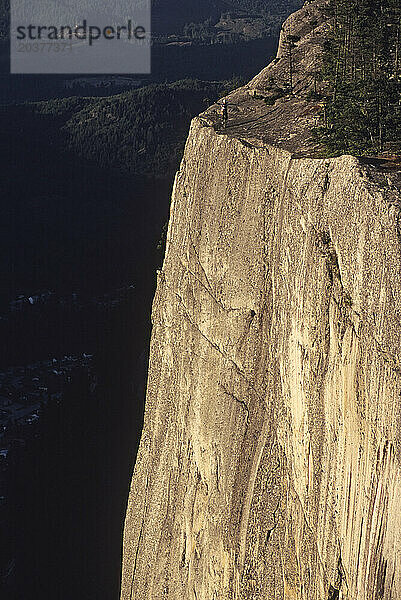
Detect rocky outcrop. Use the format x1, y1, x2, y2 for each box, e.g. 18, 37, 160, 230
120, 2, 401, 599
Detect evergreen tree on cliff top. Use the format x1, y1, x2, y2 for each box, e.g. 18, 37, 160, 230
315, 0, 401, 156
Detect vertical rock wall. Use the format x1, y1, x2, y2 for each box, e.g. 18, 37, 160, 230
120, 119, 401, 600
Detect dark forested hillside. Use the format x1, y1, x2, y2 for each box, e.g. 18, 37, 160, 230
314, 0, 401, 156
34, 79, 242, 175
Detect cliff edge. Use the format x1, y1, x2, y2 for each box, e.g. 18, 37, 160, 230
121, 2, 401, 599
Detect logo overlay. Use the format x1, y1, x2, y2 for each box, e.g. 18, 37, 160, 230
11, 0, 151, 73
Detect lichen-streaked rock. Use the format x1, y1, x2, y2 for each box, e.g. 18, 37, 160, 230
120, 2, 401, 599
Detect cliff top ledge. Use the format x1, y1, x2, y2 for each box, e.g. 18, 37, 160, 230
199, 0, 401, 188
201, 0, 329, 153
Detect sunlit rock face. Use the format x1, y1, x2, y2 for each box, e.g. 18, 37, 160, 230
120, 2, 401, 599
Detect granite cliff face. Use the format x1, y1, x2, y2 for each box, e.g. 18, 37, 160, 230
121, 2, 401, 599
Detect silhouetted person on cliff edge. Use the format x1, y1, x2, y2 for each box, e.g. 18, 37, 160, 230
220, 98, 228, 128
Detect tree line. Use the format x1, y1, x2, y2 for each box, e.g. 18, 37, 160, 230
314, 0, 401, 156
